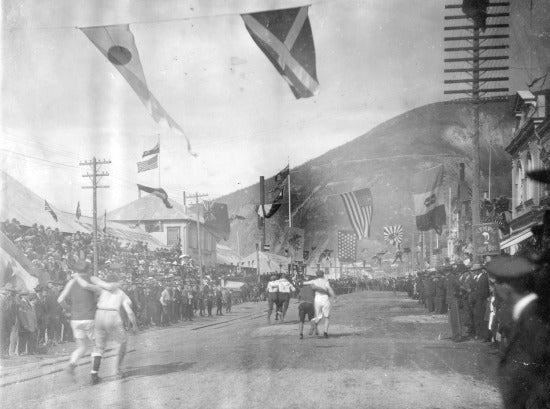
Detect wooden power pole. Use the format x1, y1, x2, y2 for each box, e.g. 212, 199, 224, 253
444, 1, 509, 262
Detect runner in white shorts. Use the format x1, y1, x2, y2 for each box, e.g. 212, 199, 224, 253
303, 270, 336, 338
74, 271, 137, 384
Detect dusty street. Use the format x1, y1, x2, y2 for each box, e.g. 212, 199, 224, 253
0, 291, 502, 409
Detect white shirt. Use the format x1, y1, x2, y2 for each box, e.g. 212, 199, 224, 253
97, 288, 132, 311
304, 277, 333, 303
278, 279, 295, 293
266, 280, 279, 293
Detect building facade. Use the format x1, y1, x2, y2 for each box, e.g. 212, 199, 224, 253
501, 90, 550, 253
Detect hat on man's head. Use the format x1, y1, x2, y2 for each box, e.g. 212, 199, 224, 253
486, 256, 535, 282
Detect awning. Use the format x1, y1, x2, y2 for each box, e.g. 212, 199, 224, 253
500, 229, 533, 250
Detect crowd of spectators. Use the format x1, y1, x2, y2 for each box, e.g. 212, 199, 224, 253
0, 218, 255, 358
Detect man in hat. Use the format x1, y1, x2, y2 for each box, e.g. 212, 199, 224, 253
487, 256, 550, 408
73, 271, 137, 384
0, 283, 18, 358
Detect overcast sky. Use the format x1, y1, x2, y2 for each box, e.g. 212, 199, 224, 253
1, 0, 547, 216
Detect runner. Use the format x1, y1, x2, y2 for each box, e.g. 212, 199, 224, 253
297, 281, 318, 339
277, 274, 295, 323
266, 275, 279, 324
303, 270, 336, 338
73, 271, 137, 384
56, 260, 97, 380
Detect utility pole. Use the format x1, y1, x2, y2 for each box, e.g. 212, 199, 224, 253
444, 1, 509, 262
260, 176, 266, 251
193, 192, 209, 289
80, 157, 111, 276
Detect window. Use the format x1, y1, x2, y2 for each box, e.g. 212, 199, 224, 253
166, 226, 180, 246
526, 153, 534, 200
517, 161, 524, 206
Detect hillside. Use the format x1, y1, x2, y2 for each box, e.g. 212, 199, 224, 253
219, 98, 516, 263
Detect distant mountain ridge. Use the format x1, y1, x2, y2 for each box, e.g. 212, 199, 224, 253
219, 98, 516, 263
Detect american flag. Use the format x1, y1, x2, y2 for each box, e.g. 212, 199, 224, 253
340, 188, 373, 239
137, 155, 158, 173
338, 231, 357, 263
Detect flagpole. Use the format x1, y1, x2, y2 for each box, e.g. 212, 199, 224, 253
158, 136, 161, 187
288, 160, 291, 228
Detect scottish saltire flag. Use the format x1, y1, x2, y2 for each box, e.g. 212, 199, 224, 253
137, 155, 158, 173
142, 142, 160, 158
337, 231, 357, 263
76, 201, 81, 220
44, 200, 58, 222
80, 25, 196, 156
413, 165, 447, 234
242, 6, 319, 98
340, 188, 373, 239
137, 184, 173, 209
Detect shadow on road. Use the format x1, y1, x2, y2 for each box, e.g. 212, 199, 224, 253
123, 361, 196, 379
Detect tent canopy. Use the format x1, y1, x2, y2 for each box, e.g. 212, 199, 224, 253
216, 244, 241, 265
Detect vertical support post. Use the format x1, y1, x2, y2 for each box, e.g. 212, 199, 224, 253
196, 193, 203, 288
260, 176, 265, 251
471, 23, 481, 263
92, 157, 98, 276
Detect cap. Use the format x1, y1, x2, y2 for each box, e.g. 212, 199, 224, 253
486, 256, 535, 281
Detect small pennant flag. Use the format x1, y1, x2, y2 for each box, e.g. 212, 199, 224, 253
44, 200, 58, 222
76, 201, 81, 220
142, 142, 160, 158
137, 184, 172, 209
242, 6, 319, 99
338, 231, 357, 263
80, 25, 196, 157
137, 155, 159, 173
340, 188, 373, 239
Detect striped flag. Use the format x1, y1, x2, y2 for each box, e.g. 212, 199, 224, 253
338, 231, 357, 263
44, 200, 58, 222
339, 188, 373, 239
241, 6, 319, 99
413, 165, 447, 234
137, 155, 158, 173
142, 142, 160, 158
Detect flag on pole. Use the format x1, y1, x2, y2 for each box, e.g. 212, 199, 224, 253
383, 225, 404, 247
270, 165, 290, 193
257, 187, 285, 219
137, 184, 173, 209
0, 231, 40, 292
76, 201, 81, 220
413, 165, 447, 234
44, 200, 58, 222
241, 6, 319, 99
137, 155, 159, 173
339, 188, 373, 239
142, 142, 160, 158
338, 231, 357, 263
80, 25, 196, 156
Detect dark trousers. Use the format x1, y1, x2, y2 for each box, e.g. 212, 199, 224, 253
448, 300, 462, 341
216, 300, 223, 315
18, 331, 36, 355
207, 301, 213, 316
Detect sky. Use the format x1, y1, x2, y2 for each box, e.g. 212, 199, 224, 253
1, 0, 548, 216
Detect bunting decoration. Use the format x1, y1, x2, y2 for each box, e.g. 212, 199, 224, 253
339, 188, 373, 239
383, 225, 403, 247
137, 184, 173, 209
413, 165, 447, 234
241, 6, 319, 98
80, 25, 196, 156
76, 201, 81, 220
137, 155, 159, 173
142, 142, 160, 158
44, 200, 58, 222
257, 187, 285, 219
